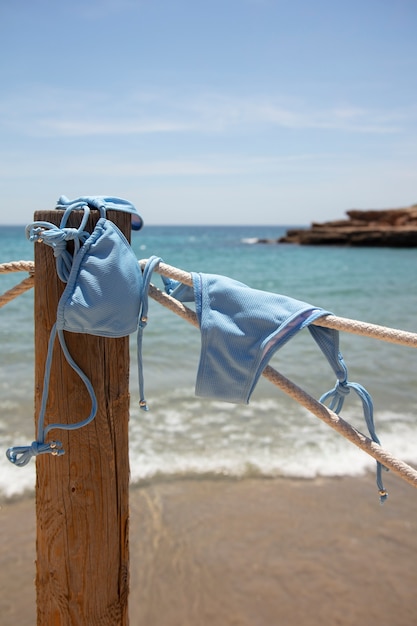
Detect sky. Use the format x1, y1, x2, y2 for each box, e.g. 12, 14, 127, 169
1, 0, 417, 225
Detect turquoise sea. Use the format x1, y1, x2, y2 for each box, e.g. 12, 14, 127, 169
1, 224, 417, 500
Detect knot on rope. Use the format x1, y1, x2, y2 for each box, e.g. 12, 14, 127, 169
26, 220, 90, 283
46, 227, 87, 259
27, 226, 47, 243
6, 440, 64, 467
28, 224, 82, 245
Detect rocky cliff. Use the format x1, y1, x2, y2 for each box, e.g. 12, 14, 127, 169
277, 205, 417, 247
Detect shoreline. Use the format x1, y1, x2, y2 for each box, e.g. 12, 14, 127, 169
1, 472, 417, 626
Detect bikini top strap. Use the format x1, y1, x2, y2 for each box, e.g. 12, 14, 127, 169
137, 256, 162, 410
309, 324, 387, 502
25, 204, 92, 282
56, 195, 143, 230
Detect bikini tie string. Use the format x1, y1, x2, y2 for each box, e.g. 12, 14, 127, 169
137, 256, 163, 411
5, 323, 98, 467
320, 379, 388, 503
27, 224, 82, 246
25, 206, 91, 283
30, 225, 89, 279
6, 440, 64, 467
320, 380, 350, 414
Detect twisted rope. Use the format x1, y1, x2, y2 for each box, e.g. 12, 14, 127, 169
3, 258, 417, 348
0, 260, 34, 274
0, 261, 35, 309
315, 314, 417, 347
0, 276, 35, 308
143, 260, 417, 349
146, 279, 417, 493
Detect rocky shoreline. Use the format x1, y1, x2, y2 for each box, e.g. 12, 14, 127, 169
261, 205, 417, 246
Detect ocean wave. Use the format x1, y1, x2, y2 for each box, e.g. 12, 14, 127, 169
2, 389, 417, 501
240, 237, 260, 245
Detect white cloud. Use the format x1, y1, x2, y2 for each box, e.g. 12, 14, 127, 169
0, 151, 341, 179
0, 86, 407, 138
37, 119, 194, 136
254, 101, 401, 133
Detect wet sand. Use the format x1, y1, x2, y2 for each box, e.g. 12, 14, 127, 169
1, 472, 417, 626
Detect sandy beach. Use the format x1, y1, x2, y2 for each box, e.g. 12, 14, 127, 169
1, 471, 417, 626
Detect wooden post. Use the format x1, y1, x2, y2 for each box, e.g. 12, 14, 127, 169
33, 209, 131, 625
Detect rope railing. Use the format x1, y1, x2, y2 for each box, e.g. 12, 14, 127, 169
0, 260, 34, 274
145, 260, 417, 349
2, 258, 417, 493
0, 261, 35, 308
2, 259, 417, 348
0, 275, 35, 308
315, 314, 417, 347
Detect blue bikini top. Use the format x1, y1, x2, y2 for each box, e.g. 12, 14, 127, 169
6, 196, 160, 467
